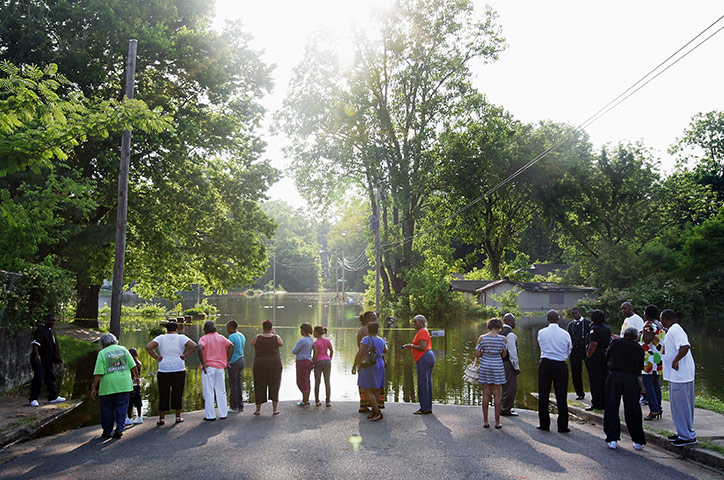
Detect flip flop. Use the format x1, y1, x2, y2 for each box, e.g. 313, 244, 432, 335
370, 413, 383, 422
495, 425, 502, 429
272, 411, 280, 415
175, 417, 184, 423
253, 411, 261, 416
157, 420, 165, 426
483, 424, 490, 428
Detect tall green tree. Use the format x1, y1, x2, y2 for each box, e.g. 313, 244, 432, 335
671, 110, 724, 199
0, 0, 278, 320
278, 0, 505, 307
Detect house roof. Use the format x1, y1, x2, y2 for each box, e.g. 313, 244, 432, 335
450, 280, 494, 293
475, 278, 596, 294
514, 263, 570, 277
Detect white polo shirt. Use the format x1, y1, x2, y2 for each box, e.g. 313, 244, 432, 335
537, 323, 572, 362
620, 313, 644, 335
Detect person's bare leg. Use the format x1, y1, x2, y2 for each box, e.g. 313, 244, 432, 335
367, 389, 381, 419
482, 384, 491, 427
493, 385, 502, 427
159, 410, 166, 421
272, 400, 279, 414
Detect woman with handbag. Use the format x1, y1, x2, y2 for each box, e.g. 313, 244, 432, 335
475, 318, 508, 428
403, 314, 435, 415
352, 322, 388, 421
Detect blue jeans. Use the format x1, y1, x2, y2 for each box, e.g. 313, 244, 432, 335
416, 350, 436, 411
642, 373, 661, 414
99, 392, 130, 436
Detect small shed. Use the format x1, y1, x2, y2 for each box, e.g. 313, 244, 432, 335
450, 280, 493, 294
475, 278, 596, 312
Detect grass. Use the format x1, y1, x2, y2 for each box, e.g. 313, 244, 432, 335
661, 390, 724, 415
57, 335, 98, 364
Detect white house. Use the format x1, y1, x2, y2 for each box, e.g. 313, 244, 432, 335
475, 278, 597, 312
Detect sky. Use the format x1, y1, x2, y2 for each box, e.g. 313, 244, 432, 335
213, 1, 724, 210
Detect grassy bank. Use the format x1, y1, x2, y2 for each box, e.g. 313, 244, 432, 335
57, 335, 98, 364
661, 389, 724, 415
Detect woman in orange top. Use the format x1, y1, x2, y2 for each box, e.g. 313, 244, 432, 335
403, 314, 435, 414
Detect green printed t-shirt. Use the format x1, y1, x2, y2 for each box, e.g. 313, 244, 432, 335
94, 345, 135, 396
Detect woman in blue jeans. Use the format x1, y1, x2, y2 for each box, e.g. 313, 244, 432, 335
404, 314, 435, 414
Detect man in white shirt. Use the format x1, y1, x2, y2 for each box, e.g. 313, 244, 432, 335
537, 310, 573, 433
500, 313, 520, 417
661, 309, 697, 446
619, 302, 644, 337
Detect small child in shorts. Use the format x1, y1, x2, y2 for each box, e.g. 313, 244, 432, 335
125, 348, 143, 425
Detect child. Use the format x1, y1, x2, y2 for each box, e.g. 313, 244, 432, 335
312, 326, 334, 407
125, 348, 143, 425
291, 323, 314, 407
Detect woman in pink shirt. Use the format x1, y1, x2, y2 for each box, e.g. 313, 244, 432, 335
197, 320, 233, 421
312, 326, 334, 407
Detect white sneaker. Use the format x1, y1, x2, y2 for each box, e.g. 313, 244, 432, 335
48, 396, 66, 404
29, 400, 40, 407
133, 417, 143, 424
608, 441, 618, 449
124, 417, 134, 426
633, 443, 643, 450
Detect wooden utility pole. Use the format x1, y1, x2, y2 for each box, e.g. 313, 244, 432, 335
110, 39, 138, 340
375, 183, 381, 318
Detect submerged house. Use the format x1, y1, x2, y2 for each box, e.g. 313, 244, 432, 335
475, 278, 597, 312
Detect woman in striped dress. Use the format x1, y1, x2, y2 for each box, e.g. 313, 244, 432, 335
475, 318, 508, 428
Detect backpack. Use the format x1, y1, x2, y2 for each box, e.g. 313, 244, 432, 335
359, 336, 378, 368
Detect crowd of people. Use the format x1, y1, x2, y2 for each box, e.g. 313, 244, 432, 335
28, 304, 696, 448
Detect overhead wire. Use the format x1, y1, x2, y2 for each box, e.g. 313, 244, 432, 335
379, 13, 724, 253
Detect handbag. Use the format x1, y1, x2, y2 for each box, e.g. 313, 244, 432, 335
464, 358, 480, 384
359, 336, 378, 368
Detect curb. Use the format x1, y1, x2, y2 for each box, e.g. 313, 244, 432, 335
552, 398, 724, 472
0, 400, 84, 450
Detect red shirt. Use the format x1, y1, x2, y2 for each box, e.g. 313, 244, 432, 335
412, 328, 432, 363
198, 332, 232, 369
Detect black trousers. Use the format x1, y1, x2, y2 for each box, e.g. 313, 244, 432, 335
29, 361, 59, 402
586, 354, 608, 409
538, 358, 569, 431
157, 371, 185, 411
569, 347, 587, 397
603, 371, 646, 444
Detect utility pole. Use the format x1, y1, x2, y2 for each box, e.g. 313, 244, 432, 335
334, 246, 339, 299
272, 251, 276, 323
375, 183, 381, 318
341, 248, 345, 302
110, 39, 137, 340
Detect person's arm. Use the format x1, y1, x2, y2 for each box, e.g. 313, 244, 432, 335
328, 342, 334, 360
292, 338, 302, 355
475, 342, 482, 358
586, 341, 598, 358
312, 344, 319, 363
226, 342, 234, 365
501, 336, 508, 357
90, 374, 102, 400
197, 344, 207, 373
405, 339, 427, 351
31, 342, 41, 365
671, 345, 691, 371
181, 339, 197, 360
276, 335, 284, 347
637, 376, 645, 394
351, 342, 365, 373
507, 334, 520, 372
251, 335, 258, 347
145, 340, 162, 362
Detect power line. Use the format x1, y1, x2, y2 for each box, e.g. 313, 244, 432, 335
380, 13, 724, 253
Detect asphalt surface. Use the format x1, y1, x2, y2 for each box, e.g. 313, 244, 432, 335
1, 402, 721, 480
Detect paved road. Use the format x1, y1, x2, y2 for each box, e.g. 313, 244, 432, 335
1, 402, 721, 480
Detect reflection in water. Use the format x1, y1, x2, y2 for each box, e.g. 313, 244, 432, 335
48, 292, 723, 433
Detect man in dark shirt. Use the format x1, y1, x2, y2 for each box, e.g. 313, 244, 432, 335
585, 309, 610, 410
29, 314, 65, 406
566, 307, 591, 400
603, 326, 646, 450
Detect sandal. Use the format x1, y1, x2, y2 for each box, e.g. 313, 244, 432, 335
253, 411, 261, 416
175, 417, 184, 423
315, 401, 321, 406
370, 413, 383, 422
367, 413, 375, 419
483, 424, 490, 428
326, 401, 331, 407
495, 424, 502, 429
157, 420, 165, 426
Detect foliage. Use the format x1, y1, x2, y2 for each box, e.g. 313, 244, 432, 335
1, 0, 278, 318
490, 288, 522, 318
57, 335, 97, 365
0, 60, 170, 177
279, 0, 505, 306
148, 324, 165, 338
253, 200, 320, 292
0, 263, 74, 332
184, 299, 218, 317
98, 303, 170, 318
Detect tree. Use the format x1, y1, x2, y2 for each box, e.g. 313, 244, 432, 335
671, 110, 724, 199
278, 0, 505, 307
1, 1, 278, 320
253, 201, 320, 293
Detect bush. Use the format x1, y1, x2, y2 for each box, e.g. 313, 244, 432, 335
184, 299, 218, 317
0, 263, 74, 333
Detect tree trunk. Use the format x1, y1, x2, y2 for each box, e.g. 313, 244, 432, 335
75, 284, 101, 328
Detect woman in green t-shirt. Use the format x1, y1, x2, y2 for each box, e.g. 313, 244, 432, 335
91, 333, 137, 439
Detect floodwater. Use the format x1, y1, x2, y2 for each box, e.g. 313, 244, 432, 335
48, 292, 724, 433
